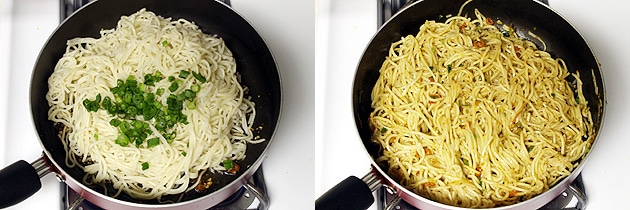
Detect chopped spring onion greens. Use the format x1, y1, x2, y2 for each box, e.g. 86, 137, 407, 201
223, 159, 234, 170
192, 71, 207, 83
461, 158, 469, 166
168, 80, 180, 92
156, 88, 165, 96
147, 137, 160, 148
187, 101, 196, 109
161, 40, 169, 47
179, 70, 190, 79
142, 162, 149, 170
82, 71, 205, 148
191, 84, 201, 93
82, 94, 101, 112
181, 151, 187, 156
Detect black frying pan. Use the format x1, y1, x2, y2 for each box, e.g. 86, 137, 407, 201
317, 0, 604, 209
0, 0, 281, 208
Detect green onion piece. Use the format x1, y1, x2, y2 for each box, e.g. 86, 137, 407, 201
126, 106, 137, 116
138, 83, 146, 92
187, 101, 196, 109
135, 136, 144, 147
169, 81, 180, 92
191, 84, 201, 93
114, 95, 123, 103
183, 89, 195, 100
132, 94, 143, 105
147, 138, 160, 148
179, 70, 190, 79
82, 99, 92, 110
156, 88, 165, 96
142, 162, 149, 170
110, 118, 122, 127
115, 133, 130, 146
527, 146, 534, 152
131, 120, 143, 129
126, 75, 137, 86
223, 159, 234, 170
102, 97, 112, 109
124, 92, 133, 103
192, 71, 207, 83
168, 76, 175, 82
181, 151, 187, 156
447, 64, 452, 73
161, 40, 168, 47
461, 158, 469, 166
82, 94, 102, 112
119, 121, 130, 132
380, 127, 387, 133
94, 133, 99, 140
144, 74, 155, 86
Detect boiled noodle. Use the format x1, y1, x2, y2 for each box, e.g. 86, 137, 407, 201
46, 9, 263, 200
368, 8, 595, 208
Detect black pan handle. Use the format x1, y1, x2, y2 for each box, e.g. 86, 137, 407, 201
0, 157, 53, 208
316, 172, 382, 210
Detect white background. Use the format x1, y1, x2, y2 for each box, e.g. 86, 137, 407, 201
0, 0, 314, 209
316, 0, 629, 209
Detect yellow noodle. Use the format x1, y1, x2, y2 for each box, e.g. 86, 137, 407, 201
369, 9, 594, 208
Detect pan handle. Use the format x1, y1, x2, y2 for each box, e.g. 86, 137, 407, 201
0, 157, 53, 208
315, 172, 381, 210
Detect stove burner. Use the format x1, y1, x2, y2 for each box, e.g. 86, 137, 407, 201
376, 174, 587, 210
62, 167, 269, 210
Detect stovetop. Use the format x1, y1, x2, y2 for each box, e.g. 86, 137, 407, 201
376, 174, 586, 210
64, 167, 269, 210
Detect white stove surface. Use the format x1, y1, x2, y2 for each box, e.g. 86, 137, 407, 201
316, 0, 629, 209
0, 0, 314, 209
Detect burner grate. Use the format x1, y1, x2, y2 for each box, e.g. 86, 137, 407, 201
377, 174, 586, 210
62, 167, 269, 210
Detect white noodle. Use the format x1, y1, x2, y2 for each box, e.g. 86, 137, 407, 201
46, 9, 262, 200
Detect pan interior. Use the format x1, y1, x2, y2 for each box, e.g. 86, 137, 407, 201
30, 0, 280, 205
352, 0, 603, 207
